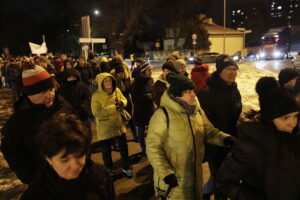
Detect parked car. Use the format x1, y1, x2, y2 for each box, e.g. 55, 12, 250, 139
187, 52, 220, 64
291, 53, 300, 70
243, 50, 259, 62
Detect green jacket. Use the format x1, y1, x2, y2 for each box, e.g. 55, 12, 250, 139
91, 73, 127, 141
146, 90, 229, 200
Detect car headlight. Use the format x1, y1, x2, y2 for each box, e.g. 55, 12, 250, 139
273, 51, 282, 57
188, 57, 194, 61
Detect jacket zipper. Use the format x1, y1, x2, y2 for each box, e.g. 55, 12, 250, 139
187, 114, 197, 200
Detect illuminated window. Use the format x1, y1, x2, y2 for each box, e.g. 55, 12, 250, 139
237, 10, 241, 13
278, 6, 282, 10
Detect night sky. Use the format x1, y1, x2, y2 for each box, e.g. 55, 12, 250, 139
0, 0, 267, 55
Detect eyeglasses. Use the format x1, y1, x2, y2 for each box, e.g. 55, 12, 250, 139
224, 67, 238, 71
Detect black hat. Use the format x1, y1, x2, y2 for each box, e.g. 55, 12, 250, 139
278, 68, 300, 87
256, 76, 299, 123
216, 54, 238, 73
162, 62, 177, 73
167, 72, 195, 97
140, 62, 153, 73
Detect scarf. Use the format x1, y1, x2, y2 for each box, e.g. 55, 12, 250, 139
169, 91, 196, 115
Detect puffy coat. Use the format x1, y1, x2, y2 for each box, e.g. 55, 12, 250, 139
191, 64, 210, 94
216, 121, 300, 200
146, 90, 229, 200
1, 94, 74, 184
91, 73, 127, 141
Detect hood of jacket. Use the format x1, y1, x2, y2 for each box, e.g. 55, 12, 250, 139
206, 71, 238, 91
96, 72, 116, 93
63, 68, 81, 82
191, 64, 209, 74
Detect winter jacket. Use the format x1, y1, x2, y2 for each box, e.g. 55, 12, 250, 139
131, 75, 155, 126
146, 90, 230, 200
91, 73, 127, 141
58, 68, 91, 122
152, 74, 168, 107
1, 95, 74, 184
21, 159, 112, 200
197, 71, 242, 164
216, 121, 300, 200
191, 64, 210, 94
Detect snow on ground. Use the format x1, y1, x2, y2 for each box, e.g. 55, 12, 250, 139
235, 62, 276, 112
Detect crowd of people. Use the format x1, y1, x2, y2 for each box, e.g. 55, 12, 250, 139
1, 51, 300, 200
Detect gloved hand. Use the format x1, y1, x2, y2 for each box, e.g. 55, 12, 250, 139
115, 100, 124, 110
164, 174, 179, 188
223, 136, 237, 147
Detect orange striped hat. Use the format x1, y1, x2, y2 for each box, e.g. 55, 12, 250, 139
22, 65, 54, 95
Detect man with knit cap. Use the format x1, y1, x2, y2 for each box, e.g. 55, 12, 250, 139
1, 65, 74, 184
146, 72, 234, 200
197, 54, 242, 200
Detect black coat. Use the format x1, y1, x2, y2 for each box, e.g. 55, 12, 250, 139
131, 75, 155, 126
197, 72, 242, 171
58, 69, 91, 122
1, 94, 74, 184
216, 121, 300, 200
197, 72, 242, 136
21, 159, 112, 200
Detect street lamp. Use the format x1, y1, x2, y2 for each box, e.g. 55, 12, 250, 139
94, 9, 100, 16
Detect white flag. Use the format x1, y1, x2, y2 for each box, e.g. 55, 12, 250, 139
29, 41, 47, 54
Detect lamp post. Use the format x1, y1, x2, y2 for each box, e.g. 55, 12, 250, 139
223, 0, 226, 54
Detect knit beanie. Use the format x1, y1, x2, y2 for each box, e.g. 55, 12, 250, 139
174, 59, 186, 73
162, 62, 177, 73
167, 72, 195, 97
216, 54, 238, 73
140, 62, 153, 73
22, 65, 54, 96
256, 76, 299, 123
278, 68, 300, 87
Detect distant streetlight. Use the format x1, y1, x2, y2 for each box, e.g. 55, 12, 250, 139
94, 9, 100, 16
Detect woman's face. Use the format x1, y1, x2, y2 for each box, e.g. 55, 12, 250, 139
177, 89, 196, 106
273, 111, 299, 133
103, 77, 113, 89
46, 150, 86, 180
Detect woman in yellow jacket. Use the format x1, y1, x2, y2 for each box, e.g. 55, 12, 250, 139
91, 72, 132, 177
146, 72, 234, 199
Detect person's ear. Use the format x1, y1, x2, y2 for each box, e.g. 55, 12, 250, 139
45, 157, 52, 166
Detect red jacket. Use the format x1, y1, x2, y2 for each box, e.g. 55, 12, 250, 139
191, 64, 210, 94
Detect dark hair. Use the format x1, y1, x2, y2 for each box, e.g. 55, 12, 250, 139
36, 114, 90, 159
